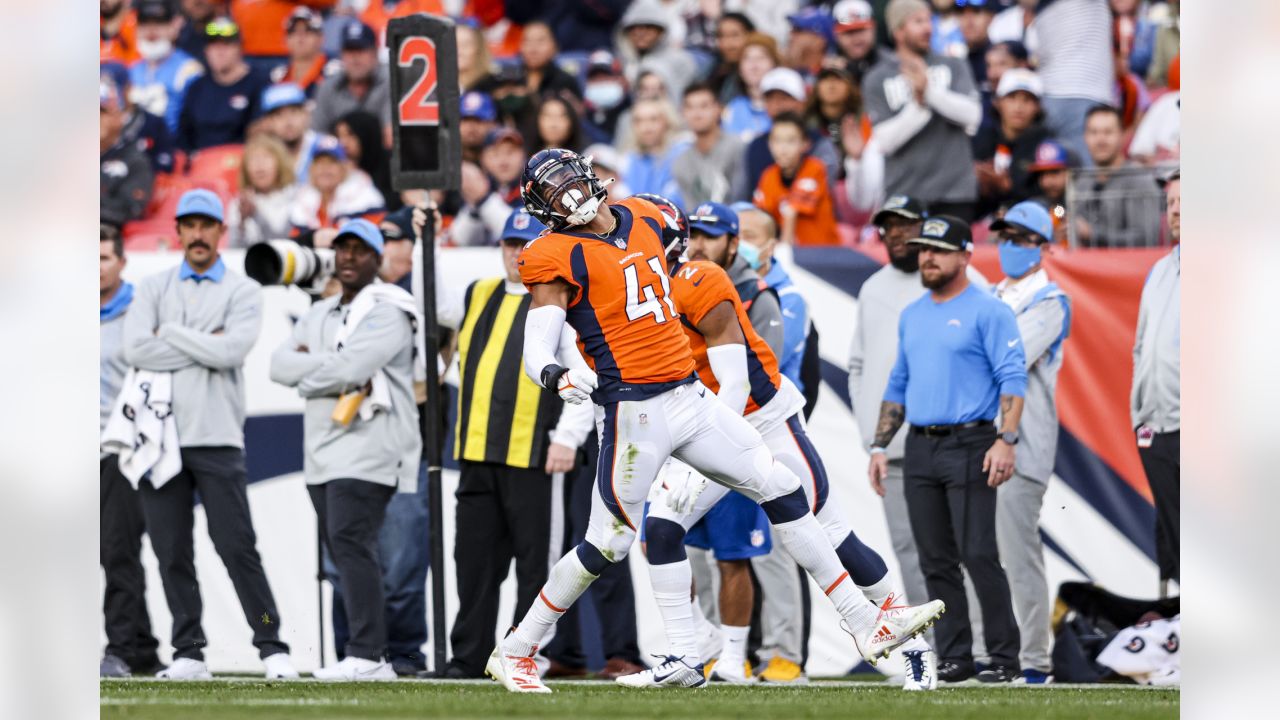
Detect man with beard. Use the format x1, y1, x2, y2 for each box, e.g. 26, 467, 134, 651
867, 214, 1026, 684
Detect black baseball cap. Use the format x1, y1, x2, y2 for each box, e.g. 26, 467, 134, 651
873, 194, 926, 226
1156, 167, 1180, 188
136, 0, 176, 24
342, 22, 377, 51
907, 215, 972, 252
379, 206, 416, 242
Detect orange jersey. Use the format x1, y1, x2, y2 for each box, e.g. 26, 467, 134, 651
518, 197, 697, 402
669, 260, 783, 416
753, 155, 839, 247
101, 12, 139, 64
232, 0, 337, 57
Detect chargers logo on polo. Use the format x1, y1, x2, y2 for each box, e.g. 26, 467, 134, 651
923, 218, 950, 238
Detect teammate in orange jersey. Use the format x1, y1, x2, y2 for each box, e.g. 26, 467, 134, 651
484, 149, 944, 694
642, 200, 939, 691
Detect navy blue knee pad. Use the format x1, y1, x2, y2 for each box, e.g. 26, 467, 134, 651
836, 532, 889, 586
644, 517, 689, 565
575, 542, 614, 575
761, 488, 809, 525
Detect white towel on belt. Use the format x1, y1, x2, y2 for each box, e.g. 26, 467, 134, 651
335, 281, 424, 421
101, 369, 182, 488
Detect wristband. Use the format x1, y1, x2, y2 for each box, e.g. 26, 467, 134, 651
869, 446, 887, 456
540, 363, 568, 389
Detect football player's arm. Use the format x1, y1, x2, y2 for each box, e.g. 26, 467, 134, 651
524, 280, 595, 403
697, 301, 750, 416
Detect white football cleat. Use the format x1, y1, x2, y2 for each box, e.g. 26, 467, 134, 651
312, 656, 395, 681
485, 645, 551, 693
902, 649, 938, 691
847, 598, 945, 665
615, 656, 706, 689
263, 653, 299, 679
156, 658, 212, 680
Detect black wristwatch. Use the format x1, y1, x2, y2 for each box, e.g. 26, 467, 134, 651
999, 430, 1020, 445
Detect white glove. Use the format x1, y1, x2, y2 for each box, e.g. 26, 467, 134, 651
664, 463, 709, 515
557, 367, 597, 405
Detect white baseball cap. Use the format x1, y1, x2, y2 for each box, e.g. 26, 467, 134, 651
996, 68, 1044, 100
833, 0, 875, 32
760, 67, 807, 102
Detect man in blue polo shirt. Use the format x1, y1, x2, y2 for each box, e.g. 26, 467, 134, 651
867, 214, 1027, 684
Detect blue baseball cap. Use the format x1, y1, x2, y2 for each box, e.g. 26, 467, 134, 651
460, 91, 497, 122
1028, 140, 1070, 172
991, 201, 1053, 242
342, 22, 377, 51
175, 189, 224, 223
501, 209, 548, 243
787, 8, 835, 46
688, 202, 739, 237
261, 83, 306, 114
334, 218, 384, 255
310, 135, 347, 162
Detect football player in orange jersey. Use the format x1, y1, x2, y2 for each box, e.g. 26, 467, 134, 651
641, 201, 939, 691
485, 149, 944, 694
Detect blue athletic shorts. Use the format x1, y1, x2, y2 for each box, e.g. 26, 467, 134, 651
683, 491, 772, 561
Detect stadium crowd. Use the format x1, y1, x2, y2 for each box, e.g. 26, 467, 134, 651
100, 0, 1181, 686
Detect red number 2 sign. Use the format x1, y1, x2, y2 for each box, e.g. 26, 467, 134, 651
397, 36, 439, 126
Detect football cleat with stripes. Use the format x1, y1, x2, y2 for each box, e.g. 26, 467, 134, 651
485, 644, 551, 693
845, 599, 946, 665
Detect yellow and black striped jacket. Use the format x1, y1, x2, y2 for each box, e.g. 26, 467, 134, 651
454, 278, 563, 469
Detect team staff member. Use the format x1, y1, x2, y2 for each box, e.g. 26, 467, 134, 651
427, 209, 595, 679
868, 215, 1026, 683
989, 201, 1072, 684
1132, 169, 1180, 593
123, 189, 296, 680
270, 219, 421, 681
99, 229, 162, 679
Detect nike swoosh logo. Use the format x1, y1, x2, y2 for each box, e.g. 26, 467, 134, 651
692, 277, 705, 287
698, 389, 706, 398
1007, 339, 1019, 347
652, 667, 680, 682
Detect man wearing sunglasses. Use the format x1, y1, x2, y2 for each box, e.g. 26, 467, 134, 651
987, 200, 1071, 684
177, 18, 268, 152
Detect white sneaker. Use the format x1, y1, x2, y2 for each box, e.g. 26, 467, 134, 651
902, 649, 938, 691
709, 658, 756, 684
847, 598, 946, 665
695, 619, 722, 663
263, 653, 299, 680
313, 656, 395, 681
485, 645, 551, 693
615, 656, 706, 689
156, 658, 212, 680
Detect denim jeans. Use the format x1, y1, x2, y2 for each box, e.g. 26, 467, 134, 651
329, 465, 430, 669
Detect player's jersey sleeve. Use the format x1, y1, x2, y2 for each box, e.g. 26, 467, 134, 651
672, 261, 738, 327
517, 233, 581, 296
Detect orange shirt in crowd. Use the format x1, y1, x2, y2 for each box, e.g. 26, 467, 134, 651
232, 0, 337, 57
101, 11, 138, 64
271, 54, 329, 92
360, 0, 446, 47
753, 155, 838, 247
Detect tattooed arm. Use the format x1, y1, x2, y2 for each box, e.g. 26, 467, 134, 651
867, 400, 906, 497
997, 394, 1025, 436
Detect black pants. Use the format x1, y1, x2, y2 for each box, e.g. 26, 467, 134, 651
545, 434, 642, 669
1138, 430, 1179, 583
101, 455, 160, 671
904, 425, 1020, 669
448, 461, 554, 676
138, 447, 287, 661
309, 479, 396, 661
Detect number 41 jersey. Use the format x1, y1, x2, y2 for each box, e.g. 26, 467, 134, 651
518, 197, 697, 403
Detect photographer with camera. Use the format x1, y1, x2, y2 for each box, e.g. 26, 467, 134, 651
269, 218, 423, 681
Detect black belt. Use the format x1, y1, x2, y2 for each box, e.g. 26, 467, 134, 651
910, 420, 994, 438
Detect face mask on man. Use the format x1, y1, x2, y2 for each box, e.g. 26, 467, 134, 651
736, 240, 763, 270
137, 38, 173, 62
584, 80, 626, 110
998, 241, 1042, 279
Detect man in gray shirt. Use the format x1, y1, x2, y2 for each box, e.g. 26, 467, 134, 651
672, 83, 745, 208
1072, 106, 1162, 248
862, 0, 981, 220
989, 201, 1072, 684
311, 22, 392, 134
1132, 170, 1180, 591
123, 189, 295, 681
271, 218, 421, 681
99, 229, 161, 679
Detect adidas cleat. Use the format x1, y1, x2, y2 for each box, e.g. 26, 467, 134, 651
847, 599, 945, 665
485, 645, 551, 693
615, 655, 706, 689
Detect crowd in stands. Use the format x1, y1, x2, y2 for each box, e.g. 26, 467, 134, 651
102, 0, 1180, 253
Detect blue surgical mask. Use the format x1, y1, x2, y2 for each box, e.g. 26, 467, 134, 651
998, 241, 1041, 279
737, 241, 763, 270
584, 80, 625, 110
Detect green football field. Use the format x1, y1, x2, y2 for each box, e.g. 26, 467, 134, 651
100, 678, 1179, 720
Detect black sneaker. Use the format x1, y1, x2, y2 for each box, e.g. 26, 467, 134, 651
976, 665, 1019, 683
416, 663, 476, 679
936, 660, 976, 683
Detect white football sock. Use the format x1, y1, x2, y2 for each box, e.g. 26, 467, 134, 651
719, 625, 750, 669
858, 575, 896, 607
504, 550, 597, 656
648, 560, 701, 665
772, 512, 879, 632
